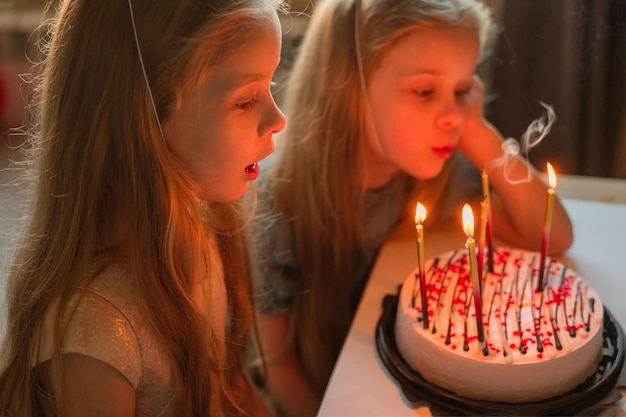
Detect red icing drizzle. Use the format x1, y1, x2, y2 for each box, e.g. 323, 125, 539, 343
411, 248, 598, 359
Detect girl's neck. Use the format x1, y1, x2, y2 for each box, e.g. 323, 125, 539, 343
362, 146, 400, 190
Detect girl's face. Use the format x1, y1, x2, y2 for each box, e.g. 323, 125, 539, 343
164, 13, 285, 202
365, 25, 479, 188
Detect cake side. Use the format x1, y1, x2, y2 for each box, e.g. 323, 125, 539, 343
394, 248, 603, 403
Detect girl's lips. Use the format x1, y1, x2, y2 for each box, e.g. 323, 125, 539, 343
245, 162, 259, 180
432, 146, 454, 159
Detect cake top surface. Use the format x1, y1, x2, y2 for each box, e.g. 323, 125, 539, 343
401, 247, 603, 364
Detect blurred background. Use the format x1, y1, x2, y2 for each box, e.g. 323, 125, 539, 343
0, 0, 44, 138
485, 1, 626, 179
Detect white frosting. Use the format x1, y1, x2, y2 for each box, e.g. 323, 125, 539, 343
395, 248, 603, 403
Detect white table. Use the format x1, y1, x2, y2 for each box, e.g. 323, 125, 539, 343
318, 197, 626, 416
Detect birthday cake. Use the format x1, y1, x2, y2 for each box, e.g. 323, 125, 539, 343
394, 247, 603, 403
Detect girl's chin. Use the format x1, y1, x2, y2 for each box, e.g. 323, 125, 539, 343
200, 183, 249, 203
409, 164, 445, 180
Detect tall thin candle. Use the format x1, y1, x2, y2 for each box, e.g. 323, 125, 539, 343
415, 203, 428, 328
478, 199, 487, 282
481, 169, 495, 272
462, 204, 485, 344
537, 163, 557, 291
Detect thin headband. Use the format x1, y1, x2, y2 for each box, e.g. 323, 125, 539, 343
127, 0, 167, 145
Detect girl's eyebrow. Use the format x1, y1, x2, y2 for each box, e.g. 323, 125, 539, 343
389, 64, 444, 77
225, 60, 281, 87
395, 70, 442, 80
399, 68, 475, 80
215, 72, 268, 95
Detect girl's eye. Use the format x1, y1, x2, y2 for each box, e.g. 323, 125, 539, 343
455, 87, 471, 97
235, 99, 257, 110
414, 89, 433, 98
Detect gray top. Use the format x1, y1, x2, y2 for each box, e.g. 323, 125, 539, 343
251, 156, 481, 317
251, 173, 408, 316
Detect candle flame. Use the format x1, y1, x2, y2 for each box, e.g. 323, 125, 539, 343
547, 162, 557, 189
415, 202, 427, 225
462, 203, 474, 238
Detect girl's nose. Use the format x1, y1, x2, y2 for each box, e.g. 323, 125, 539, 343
260, 97, 286, 137
436, 101, 462, 130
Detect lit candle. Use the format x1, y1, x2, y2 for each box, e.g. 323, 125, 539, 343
481, 169, 494, 273
537, 162, 557, 291
462, 204, 485, 344
415, 203, 428, 328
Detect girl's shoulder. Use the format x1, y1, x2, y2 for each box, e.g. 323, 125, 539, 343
40, 262, 170, 389
38, 261, 144, 387
38, 259, 177, 414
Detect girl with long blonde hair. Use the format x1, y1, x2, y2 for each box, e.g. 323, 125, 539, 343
0, 0, 286, 415
251, 0, 573, 415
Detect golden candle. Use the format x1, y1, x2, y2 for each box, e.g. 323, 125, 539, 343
481, 169, 495, 272
462, 204, 485, 343
415, 203, 428, 328
537, 163, 557, 291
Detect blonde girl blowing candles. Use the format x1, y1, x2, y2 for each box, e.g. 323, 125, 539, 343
251, 0, 573, 415
0, 0, 286, 415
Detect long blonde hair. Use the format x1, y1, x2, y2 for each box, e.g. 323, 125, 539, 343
263, 0, 494, 394
0, 0, 286, 416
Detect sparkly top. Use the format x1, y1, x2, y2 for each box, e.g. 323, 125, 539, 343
35, 242, 227, 415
